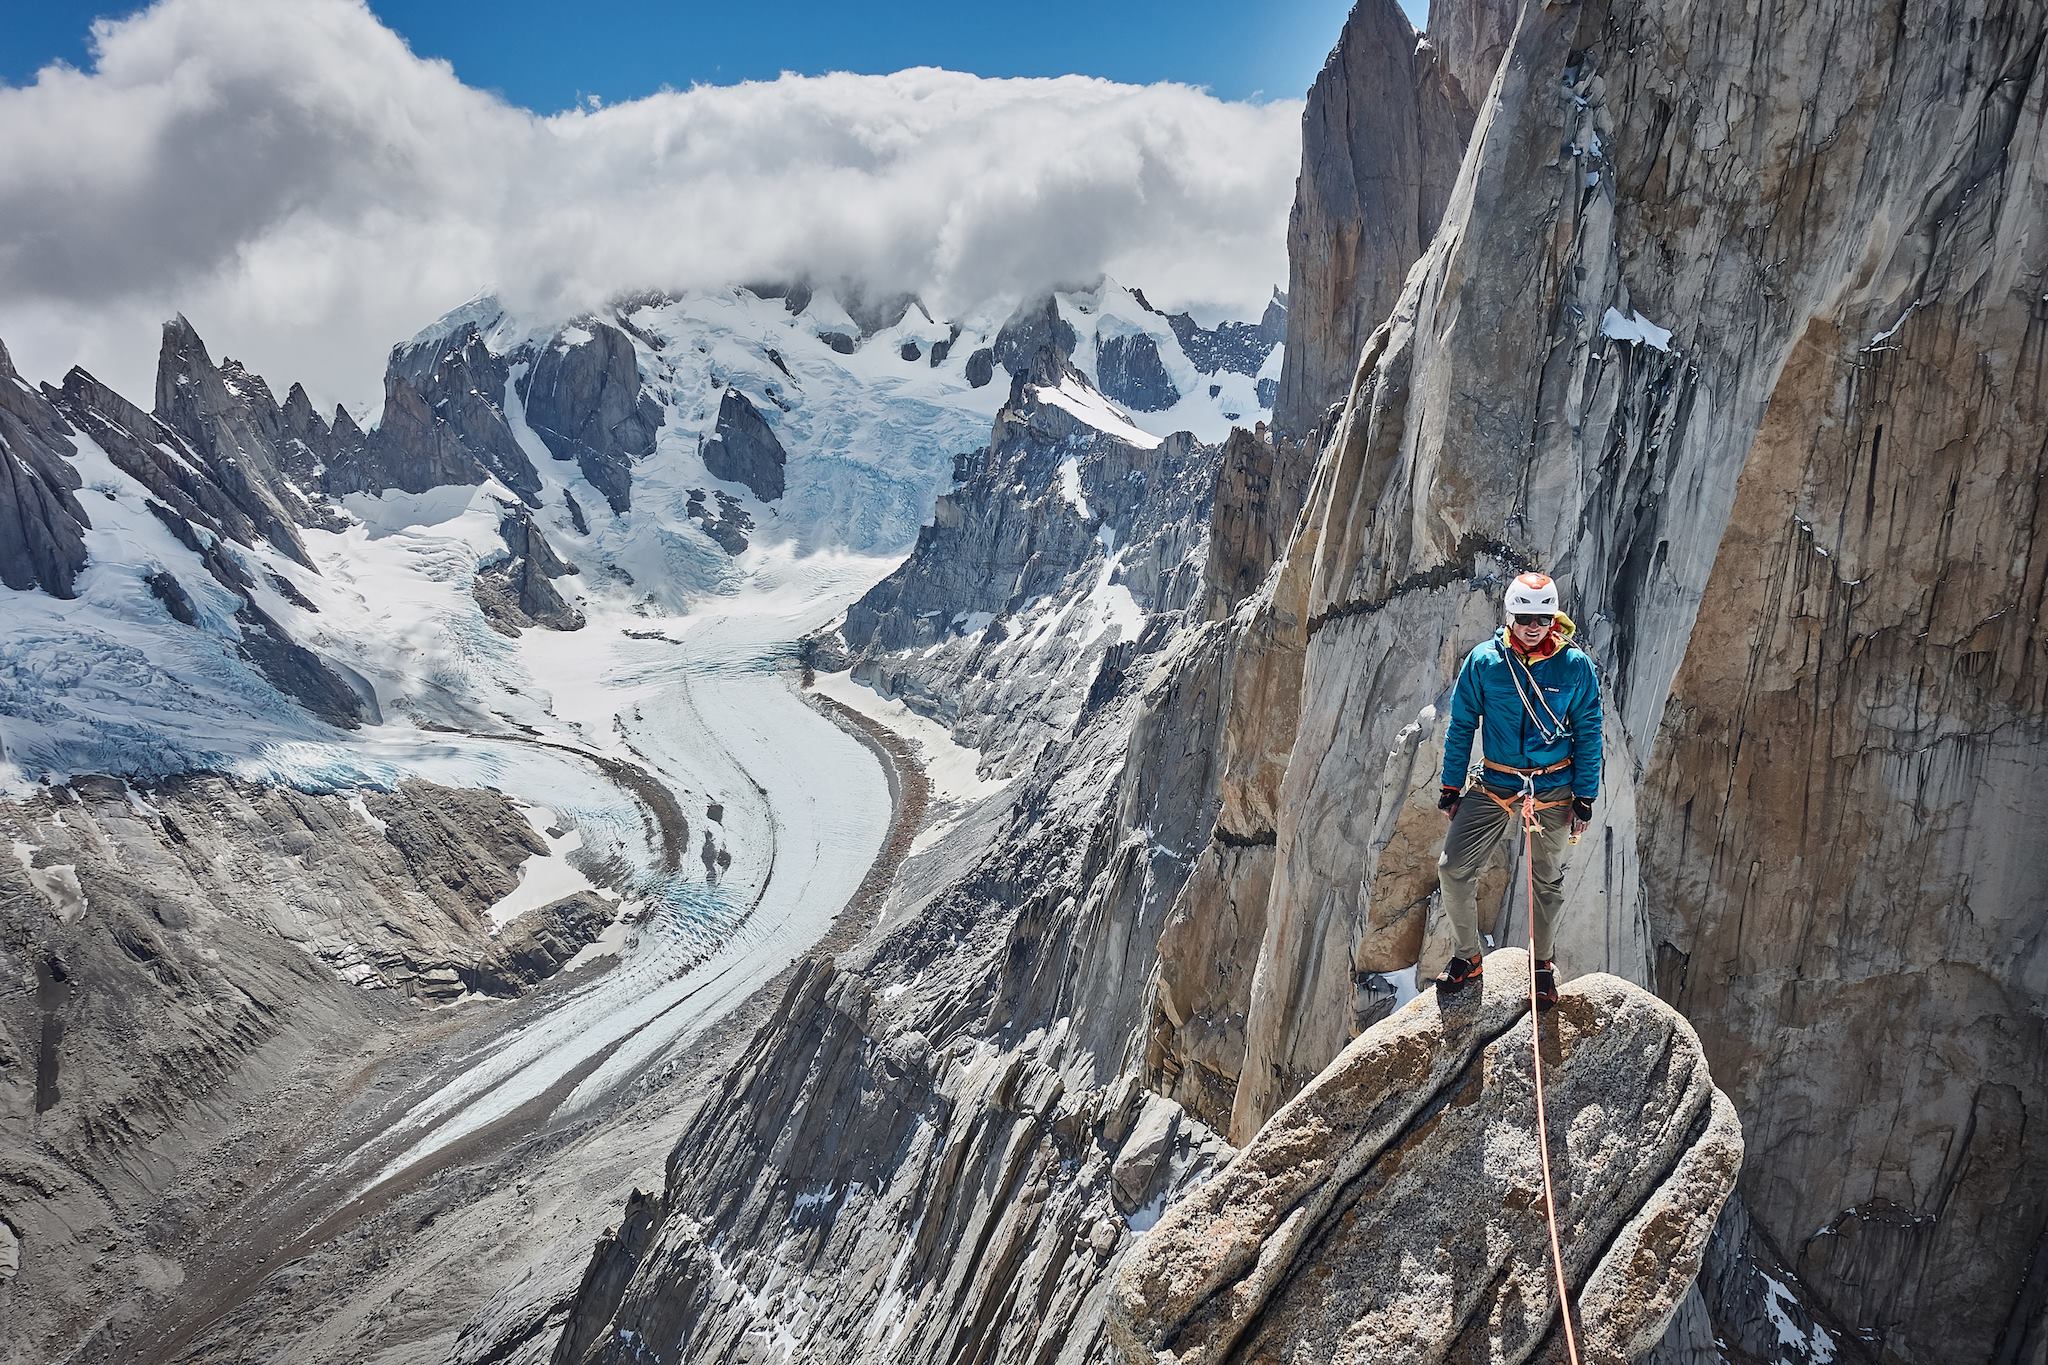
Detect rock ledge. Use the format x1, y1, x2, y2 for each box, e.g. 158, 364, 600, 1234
1110, 950, 1741, 1364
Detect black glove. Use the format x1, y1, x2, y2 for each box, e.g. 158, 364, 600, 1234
1439, 786, 1462, 817
1572, 797, 1594, 822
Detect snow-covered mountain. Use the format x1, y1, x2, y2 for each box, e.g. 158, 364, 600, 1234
0, 279, 1281, 794
0, 274, 1280, 1362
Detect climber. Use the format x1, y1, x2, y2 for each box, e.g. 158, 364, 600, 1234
1432, 571, 1602, 1009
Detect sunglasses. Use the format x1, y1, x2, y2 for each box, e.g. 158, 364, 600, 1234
1511, 614, 1555, 627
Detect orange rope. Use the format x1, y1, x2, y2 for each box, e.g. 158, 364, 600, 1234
1519, 788, 1583, 1365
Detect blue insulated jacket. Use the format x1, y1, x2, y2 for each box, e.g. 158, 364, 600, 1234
1440, 621, 1603, 799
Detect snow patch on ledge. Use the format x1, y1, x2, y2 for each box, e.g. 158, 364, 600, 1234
487, 804, 599, 928
1600, 306, 1674, 352
346, 792, 389, 835
1760, 1272, 1839, 1363
1031, 379, 1165, 450
1370, 965, 1423, 1011
1057, 456, 1094, 519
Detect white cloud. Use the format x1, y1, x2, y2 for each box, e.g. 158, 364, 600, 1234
0, 0, 1299, 413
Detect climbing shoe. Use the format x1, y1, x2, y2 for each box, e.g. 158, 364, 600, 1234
1535, 959, 1559, 1012
1434, 954, 1483, 995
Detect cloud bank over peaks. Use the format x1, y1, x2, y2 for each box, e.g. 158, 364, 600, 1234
0, 0, 1300, 412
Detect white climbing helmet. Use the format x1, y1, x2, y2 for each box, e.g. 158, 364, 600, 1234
1503, 571, 1560, 618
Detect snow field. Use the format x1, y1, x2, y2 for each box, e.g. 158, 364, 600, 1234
487, 806, 606, 929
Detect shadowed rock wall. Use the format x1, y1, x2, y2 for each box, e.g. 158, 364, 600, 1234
1271, 0, 1485, 441
1171, 0, 2047, 1358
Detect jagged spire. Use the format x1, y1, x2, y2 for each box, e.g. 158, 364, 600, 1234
281, 380, 323, 435
154, 313, 216, 418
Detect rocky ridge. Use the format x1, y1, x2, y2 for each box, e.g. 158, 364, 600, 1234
1110, 953, 1741, 1365
152, 316, 336, 556
829, 350, 1219, 774
0, 772, 618, 1362
0, 339, 90, 599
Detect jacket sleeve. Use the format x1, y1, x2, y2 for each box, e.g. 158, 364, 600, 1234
1441, 648, 1482, 789
1570, 652, 1603, 800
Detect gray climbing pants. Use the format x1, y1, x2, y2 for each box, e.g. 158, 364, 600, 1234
1438, 783, 1574, 961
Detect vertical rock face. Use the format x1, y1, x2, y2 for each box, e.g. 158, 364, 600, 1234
1199, 425, 1310, 622
336, 325, 542, 504
1094, 332, 1181, 412
520, 321, 662, 514
992, 294, 1081, 375
1429, 0, 1517, 109
1162, 0, 2048, 1359
0, 339, 90, 598
473, 504, 586, 635
1270, 0, 1487, 441
833, 351, 1216, 771
1142, 0, 1512, 1132
700, 388, 787, 502
1110, 955, 1742, 1365
150, 317, 324, 564
1625, 13, 2048, 1348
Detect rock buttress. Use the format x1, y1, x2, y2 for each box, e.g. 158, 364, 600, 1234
1186, 0, 2048, 1357
1111, 952, 1741, 1365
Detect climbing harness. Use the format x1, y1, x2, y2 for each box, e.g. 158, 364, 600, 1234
1507, 773, 1584, 1364
1483, 755, 1572, 782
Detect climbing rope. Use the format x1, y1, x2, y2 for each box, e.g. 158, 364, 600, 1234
1515, 781, 1584, 1365
1503, 639, 1570, 743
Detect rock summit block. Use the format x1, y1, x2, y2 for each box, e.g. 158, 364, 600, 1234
1109, 950, 1741, 1365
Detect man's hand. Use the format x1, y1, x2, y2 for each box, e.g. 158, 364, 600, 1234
1439, 786, 1462, 819
1571, 796, 1594, 838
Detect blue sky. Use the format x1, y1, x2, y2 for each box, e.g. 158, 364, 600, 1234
4, 0, 1432, 109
